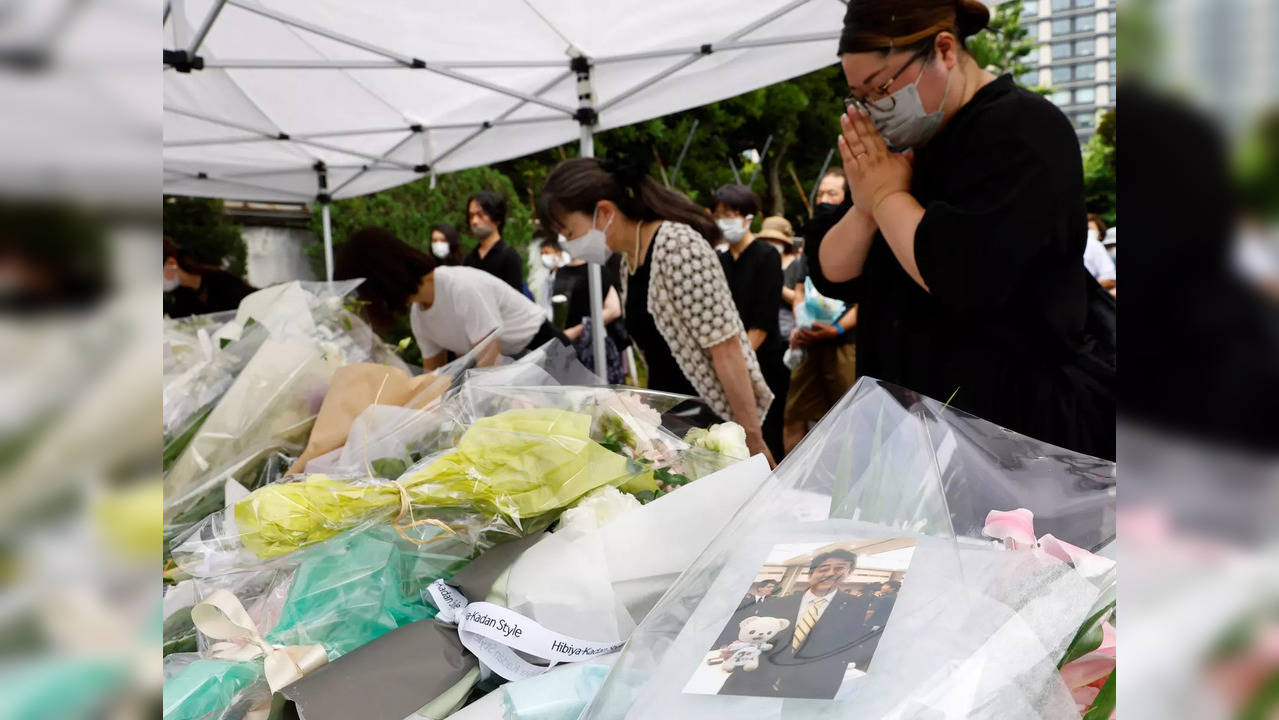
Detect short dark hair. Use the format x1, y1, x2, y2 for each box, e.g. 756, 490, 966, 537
537, 235, 564, 252
467, 190, 508, 231
809, 549, 857, 571
334, 226, 436, 323
880, 580, 902, 593
712, 184, 761, 217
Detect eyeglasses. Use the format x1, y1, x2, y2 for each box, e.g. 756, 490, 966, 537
844, 46, 932, 112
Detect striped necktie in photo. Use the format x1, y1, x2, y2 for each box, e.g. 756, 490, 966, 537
792, 598, 826, 650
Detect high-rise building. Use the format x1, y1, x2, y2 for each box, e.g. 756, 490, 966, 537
1017, 0, 1117, 144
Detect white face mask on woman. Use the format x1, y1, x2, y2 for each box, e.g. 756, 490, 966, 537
865, 57, 953, 151
539, 253, 560, 270
431, 241, 450, 259
716, 215, 752, 244
563, 206, 614, 265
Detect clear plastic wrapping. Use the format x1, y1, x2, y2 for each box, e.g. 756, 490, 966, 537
581, 377, 1116, 720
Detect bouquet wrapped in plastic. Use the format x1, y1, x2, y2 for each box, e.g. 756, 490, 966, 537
577, 377, 1116, 720
172, 380, 746, 572
162, 281, 415, 555
163, 521, 472, 720
793, 277, 847, 329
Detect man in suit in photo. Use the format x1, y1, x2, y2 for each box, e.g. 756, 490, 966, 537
719, 549, 882, 699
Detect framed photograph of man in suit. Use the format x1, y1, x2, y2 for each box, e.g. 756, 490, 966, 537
683, 538, 916, 700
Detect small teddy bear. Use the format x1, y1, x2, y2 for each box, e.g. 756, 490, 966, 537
718, 616, 790, 672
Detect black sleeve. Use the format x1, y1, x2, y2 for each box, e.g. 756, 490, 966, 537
498, 245, 525, 292
913, 106, 1083, 310
743, 249, 782, 338
802, 200, 863, 304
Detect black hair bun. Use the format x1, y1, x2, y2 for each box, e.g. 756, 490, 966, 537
600, 156, 647, 191
955, 0, 991, 38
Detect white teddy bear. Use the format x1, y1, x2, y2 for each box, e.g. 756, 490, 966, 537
715, 616, 790, 672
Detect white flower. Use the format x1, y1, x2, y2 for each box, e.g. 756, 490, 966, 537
684, 422, 749, 460
558, 486, 642, 534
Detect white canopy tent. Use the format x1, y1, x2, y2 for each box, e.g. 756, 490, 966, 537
163, 0, 847, 376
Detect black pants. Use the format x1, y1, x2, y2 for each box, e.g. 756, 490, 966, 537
517, 320, 570, 357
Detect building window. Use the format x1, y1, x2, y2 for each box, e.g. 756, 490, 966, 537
1076, 13, 1095, 32
1075, 62, 1096, 80
1023, 0, 1038, 17
1052, 66, 1073, 83
1052, 18, 1073, 36
1075, 87, 1096, 104
1109, 10, 1116, 28
1075, 112, 1097, 128
1018, 70, 1039, 86
1109, 60, 1116, 77
1052, 0, 1072, 10
1051, 90, 1072, 106
1052, 42, 1072, 59
1075, 39, 1096, 56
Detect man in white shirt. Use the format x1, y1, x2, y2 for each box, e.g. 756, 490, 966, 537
411, 265, 558, 370
719, 549, 881, 699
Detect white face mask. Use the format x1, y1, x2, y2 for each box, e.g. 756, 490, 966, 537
431, 241, 450, 259
865, 56, 953, 151
470, 223, 495, 239
539, 254, 560, 270
163, 274, 180, 292
562, 206, 614, 265
717, 215, 752, 244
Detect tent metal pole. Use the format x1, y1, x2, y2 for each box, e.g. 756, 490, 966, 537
670, 118, 698, 189
808, 147, 835, 208
322, 203, 334, 282
593, 31, 842, 64
317, 162, 334, 282
574, 53, 608, 383
329, 130, 420, 197
729, 156, 742, 185
169, 0, 188, 49
188, 0, 227, 55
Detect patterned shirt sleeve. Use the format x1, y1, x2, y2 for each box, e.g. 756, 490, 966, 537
663, 225, 745, 349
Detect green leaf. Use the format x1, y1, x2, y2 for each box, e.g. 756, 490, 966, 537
1060, 601, 1115, 669
1081, 669, 1115, 720
370, 457, 407, 478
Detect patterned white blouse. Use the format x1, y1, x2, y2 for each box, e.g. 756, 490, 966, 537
621, 221, 773, 423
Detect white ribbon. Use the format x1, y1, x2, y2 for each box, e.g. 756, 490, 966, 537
425, 580, 625, 681
190, 589, 330, 693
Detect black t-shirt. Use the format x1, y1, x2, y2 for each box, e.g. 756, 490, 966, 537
803, 75, 1112, 459
164, 270, 255, 318
626, 240, 698, 397
463, 238, 524, 293
719, 240, 784, 363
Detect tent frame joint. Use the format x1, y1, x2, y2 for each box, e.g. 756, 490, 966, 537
700, 43, 713, 55
316, 192, 332, 204
573, 107, 598, 126
163, 49, 205, 72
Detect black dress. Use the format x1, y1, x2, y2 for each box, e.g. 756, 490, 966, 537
626, 240, 699, 398
804, 75, 1114, 459
721, 240, 789, 460
463, 239, 524, 294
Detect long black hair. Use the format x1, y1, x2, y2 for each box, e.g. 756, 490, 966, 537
466, 190, 508, 232
334, 226, 437, 326
430, 222, 465, 265
537, 157, 721, 246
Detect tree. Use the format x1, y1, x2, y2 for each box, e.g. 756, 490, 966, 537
305, 166, 534, 279
1083, 109, 1117, 226
967, 0, 1042, 87
162, 196, 247, 277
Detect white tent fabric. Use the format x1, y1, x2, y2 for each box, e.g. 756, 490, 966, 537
163, 0, 847, 202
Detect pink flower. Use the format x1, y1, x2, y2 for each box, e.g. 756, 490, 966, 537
981, 508, 1037, 550
1061, 621, 1116, 717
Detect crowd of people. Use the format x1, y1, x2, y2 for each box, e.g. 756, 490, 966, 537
164, 0, 1117, 463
